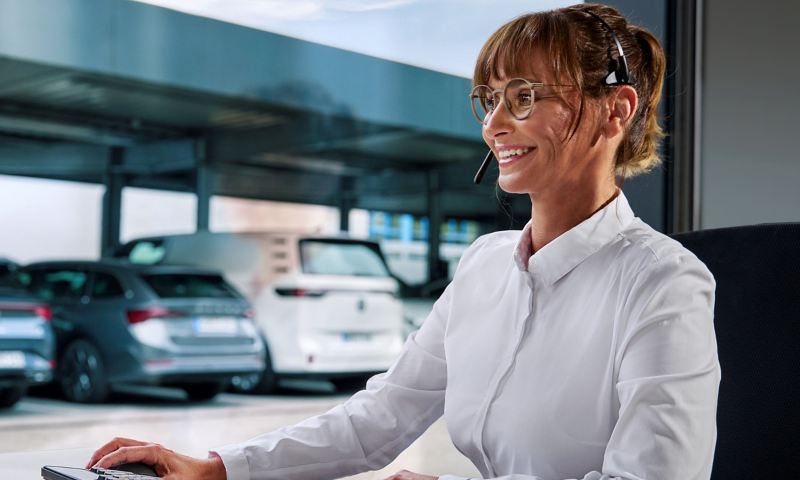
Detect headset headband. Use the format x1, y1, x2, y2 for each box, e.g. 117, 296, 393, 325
585, 11, 632, 86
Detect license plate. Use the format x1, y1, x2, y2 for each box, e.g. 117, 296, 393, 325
0, 351, 25, 369
193, 317, 238, 335
341, 332, 373, 342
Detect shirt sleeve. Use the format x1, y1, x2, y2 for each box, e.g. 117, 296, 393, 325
209, 280, 454, 480
440, 252, 720, 480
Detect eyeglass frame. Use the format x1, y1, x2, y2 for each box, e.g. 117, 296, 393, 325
469, 78, 572, 125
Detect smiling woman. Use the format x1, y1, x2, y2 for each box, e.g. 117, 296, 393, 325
88, 3, 720, 480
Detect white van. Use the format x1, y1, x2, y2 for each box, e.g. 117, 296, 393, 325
114, 232, 405, 392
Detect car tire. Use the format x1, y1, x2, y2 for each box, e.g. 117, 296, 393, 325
59, 339, 110, 403
230, 348, 278, 395
182, 382, 224, 402
0, 385, 26, 409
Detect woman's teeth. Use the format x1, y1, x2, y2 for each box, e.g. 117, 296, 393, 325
498, 148, 531, 160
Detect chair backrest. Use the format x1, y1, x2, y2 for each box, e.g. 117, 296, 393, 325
671, 223, 800, 478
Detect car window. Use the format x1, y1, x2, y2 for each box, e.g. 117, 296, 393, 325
91, 272, 126, 299
28, 269, 89, 301
140, 273, 238, 299
300, 240, 390, 277
125, 240, 166, 264
0, 262, 28, 293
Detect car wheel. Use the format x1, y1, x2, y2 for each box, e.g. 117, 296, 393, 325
182, 382, 224, 402
229, 348, 278, 395
0, 385, 26, 409
59, 340, 110, 403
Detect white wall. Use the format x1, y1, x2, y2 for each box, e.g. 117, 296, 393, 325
121, 187, 197, 242
701, 0, 800, 228
0, 175, 103, 263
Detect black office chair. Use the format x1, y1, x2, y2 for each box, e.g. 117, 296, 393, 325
671, 223, 800, 478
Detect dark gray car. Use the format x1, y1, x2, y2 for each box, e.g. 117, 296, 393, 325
0, 259, 55, 408
21, 259, 265, 403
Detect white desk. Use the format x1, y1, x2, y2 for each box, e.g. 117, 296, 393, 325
0, 448, 94, 480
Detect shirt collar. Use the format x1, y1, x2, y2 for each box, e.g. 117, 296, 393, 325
513, 191, 635, 285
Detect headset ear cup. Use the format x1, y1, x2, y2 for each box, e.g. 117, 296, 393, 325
605, 59, 619, 85
608, 58, 618, 75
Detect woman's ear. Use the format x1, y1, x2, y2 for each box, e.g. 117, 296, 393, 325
604, 86, 638, 138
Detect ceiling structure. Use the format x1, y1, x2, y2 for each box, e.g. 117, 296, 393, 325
0, 0, 531, 222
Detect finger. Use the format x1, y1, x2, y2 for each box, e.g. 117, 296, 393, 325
93, 444, 162, 470
86, 437, 151, 468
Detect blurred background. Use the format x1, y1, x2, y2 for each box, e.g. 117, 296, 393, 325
0, 0, 797, 477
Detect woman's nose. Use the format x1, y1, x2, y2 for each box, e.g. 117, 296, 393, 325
483, 102, 513, 138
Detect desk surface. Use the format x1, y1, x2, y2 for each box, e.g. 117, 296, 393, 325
0, 448, 94, 480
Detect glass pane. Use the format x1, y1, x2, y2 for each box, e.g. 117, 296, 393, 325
0, 261, 27, 292
300, 240, 390, 277
126, 241, 166, 265
91, 273, 125, 299
35, 270, 89, 300
141, 274, 237, 299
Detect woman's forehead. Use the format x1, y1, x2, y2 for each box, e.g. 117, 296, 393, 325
486, 51, 554, 86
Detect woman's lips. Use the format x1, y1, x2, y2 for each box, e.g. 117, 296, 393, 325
497, 148, 536, 168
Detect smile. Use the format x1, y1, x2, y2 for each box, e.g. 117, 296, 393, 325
497, 147, 535, 166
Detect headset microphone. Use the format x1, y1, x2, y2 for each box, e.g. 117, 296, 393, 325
473, 150, 494, 184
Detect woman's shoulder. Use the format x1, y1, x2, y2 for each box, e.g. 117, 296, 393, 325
619, 218, 714, 284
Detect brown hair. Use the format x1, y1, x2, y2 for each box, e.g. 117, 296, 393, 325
473, 3, 666, 177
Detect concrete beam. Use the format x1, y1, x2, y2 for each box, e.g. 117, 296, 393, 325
0, 0, 481, 141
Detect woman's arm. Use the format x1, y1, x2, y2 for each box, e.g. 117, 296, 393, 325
89, 285, 452, 480
211, 284, 452, 480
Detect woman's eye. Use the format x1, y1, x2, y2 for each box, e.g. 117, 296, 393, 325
516, 91, 532, 107
484, 97, 496, 111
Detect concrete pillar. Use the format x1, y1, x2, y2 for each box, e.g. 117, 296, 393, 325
338, 177, 354, 233
426, 170, 443, 283
195, 139, 211, 231
100, 147, 125, 257
195, 165, 211, 231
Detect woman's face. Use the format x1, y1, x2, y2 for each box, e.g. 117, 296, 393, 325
481, 51, 604, 197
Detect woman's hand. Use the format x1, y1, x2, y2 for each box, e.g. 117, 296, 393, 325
383, 469, 439, 480
86, 437, 226, 480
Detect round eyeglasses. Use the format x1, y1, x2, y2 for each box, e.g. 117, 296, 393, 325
469, 78, 568, 125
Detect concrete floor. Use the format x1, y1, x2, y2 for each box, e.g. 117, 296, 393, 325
0, 381, 480, 479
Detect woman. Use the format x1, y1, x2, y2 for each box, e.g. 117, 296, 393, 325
88, 3, 720, 479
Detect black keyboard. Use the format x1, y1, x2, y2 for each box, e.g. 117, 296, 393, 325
42, 465, 161, 480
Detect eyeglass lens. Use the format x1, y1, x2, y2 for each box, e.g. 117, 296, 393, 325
470, 78, 535, 124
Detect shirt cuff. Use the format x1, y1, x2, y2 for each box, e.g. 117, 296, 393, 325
209, 444, 250, 480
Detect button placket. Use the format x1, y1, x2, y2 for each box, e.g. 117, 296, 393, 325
474, 273, 537, 476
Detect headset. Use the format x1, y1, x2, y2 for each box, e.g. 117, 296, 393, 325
474, 10, 631, 184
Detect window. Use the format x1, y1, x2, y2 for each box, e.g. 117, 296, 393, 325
124, 240, 166, 265
91, 272, 125, 299
28, 269, 89, 301
141, 274, 238, 299
0, 261, 27, 293
300, 240, 390, 277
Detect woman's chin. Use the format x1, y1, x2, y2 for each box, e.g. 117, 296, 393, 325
497, 172, 532, 194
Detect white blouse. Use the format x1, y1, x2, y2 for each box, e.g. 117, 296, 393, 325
213, 192, 721, 480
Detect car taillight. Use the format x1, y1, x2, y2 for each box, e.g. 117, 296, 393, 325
274, 288, 327, 297
126, 307, 185, 324
0, 303, 52, 321
34, 306, 52, 322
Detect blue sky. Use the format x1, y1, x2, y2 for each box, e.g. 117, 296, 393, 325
133, 0, 575, 78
